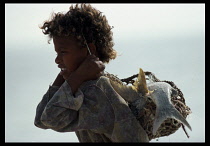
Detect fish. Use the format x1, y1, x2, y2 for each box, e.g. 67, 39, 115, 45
133, 68, 192, 135
132, 68, 153, 96
108, 68, 192, 135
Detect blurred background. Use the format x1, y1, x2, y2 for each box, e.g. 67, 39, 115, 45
5, 3, 205, 142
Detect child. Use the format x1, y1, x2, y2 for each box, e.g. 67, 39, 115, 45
34, 3, 149, 142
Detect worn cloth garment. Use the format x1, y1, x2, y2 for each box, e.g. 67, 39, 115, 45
34, 76, 149, 142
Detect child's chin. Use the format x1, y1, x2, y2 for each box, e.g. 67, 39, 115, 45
61, 72, 72, 80
62, 74, 69, 80
59, 71, 67, 80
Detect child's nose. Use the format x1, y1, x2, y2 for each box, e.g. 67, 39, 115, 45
55, 55, 62, 64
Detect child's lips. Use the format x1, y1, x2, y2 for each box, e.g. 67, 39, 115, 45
61, 68, 67, 71
59, 68, 67, 76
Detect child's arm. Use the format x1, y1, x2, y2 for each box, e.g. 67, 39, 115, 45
34, 85, 60, 129
34, 80, 84, 131
34, 55, 105, 131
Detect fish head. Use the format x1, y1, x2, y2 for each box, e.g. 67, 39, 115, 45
147, 82, 192, 135
147, 82, 173, 104
132, 68, 154, 96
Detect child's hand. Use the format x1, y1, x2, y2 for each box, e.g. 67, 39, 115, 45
66, 55, 105, 94
74, 55, 105, 82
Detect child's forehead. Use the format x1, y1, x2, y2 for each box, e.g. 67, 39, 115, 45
53, 35, 76, 41
53, 35, 78, 44
53, 35, 84, 52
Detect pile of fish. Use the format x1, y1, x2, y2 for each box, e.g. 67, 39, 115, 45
105, 68, 192, 140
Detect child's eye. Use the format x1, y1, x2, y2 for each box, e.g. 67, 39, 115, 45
61, 51, 67, 54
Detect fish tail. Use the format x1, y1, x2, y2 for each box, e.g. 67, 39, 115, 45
171, 106, 192, 131
153, 105, 192, 135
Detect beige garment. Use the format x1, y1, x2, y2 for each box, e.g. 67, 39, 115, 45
34, 76, 149, 142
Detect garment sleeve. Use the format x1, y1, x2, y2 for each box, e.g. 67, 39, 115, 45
34, 81, 84, 131
34, 85, 60, 129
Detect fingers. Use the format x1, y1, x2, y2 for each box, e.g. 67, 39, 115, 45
96, 71, 105, 78
87, 55, 105, 70
98, 61, 105, 71
82, 55, 105, 80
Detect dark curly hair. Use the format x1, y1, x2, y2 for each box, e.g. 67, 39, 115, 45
40, 3, 117, 63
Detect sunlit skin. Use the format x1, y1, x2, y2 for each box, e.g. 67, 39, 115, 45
54, 36, 88, 80
52, 36, 105, 94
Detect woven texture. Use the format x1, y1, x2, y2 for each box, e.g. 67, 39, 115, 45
104, 71, 191, 140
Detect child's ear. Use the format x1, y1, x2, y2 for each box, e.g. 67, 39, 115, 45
88, 43, 96, 55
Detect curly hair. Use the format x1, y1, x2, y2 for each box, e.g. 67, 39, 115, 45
40, 3, 117, 63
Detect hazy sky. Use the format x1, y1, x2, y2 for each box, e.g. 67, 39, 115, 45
5, 3, 205, 142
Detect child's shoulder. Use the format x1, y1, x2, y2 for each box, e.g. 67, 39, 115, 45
79, 76, 110, 92
95, 76, 115, 92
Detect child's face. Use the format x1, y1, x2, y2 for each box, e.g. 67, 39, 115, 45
53, 36, 88, 80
